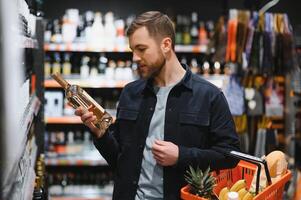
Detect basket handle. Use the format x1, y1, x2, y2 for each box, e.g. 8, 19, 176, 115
224, 150, 272, 195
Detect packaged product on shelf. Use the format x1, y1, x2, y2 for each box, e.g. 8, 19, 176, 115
44, 91, 64, 117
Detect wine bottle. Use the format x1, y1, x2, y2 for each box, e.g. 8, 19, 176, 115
51, 72, 113, 135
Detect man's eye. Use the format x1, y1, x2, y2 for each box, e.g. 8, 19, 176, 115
138, 48, 146, 52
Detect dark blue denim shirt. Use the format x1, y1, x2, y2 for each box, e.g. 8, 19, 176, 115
93, 65, 240, 200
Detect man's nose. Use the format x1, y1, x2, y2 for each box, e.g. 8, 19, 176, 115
132, 52, 141, 62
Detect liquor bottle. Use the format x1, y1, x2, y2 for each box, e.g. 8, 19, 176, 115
51, 72, 113, 135
80, 56, 90, 79
198, 21, 208, 45
90, 56, 99, 77
213, 61, 221, 75
62, 53, 72, 76
52, 53, 61, 74
98, 53, 108, 75
104, 12, 116, 49
190, 12, 199, 45
44, 55, 52, 78
44, 20, 53, 43
190, 58, 199, 74
202, 61, 211, 76
175, 15, 183, 44
32, 177, 44, 200
89, 12, 104, 47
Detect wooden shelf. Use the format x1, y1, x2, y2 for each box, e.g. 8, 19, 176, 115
44, 79, 130, 89
46, 116, 82, 124
44, 42, 207, 53
271, 124, 284, 129
45, 157, 107, 166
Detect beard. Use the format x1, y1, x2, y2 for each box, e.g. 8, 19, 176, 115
137, 52, 166, 80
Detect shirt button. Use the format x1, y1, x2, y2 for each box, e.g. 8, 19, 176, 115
168, 108, 172, 111
139, 144, 143, 149
133, 180, 137, 185
150, 107, 154, 111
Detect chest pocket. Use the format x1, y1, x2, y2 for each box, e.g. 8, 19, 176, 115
178, 112, 210, 147
117, 108, 139, 145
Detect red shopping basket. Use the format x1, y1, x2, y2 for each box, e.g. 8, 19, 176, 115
181, 151, 292, 200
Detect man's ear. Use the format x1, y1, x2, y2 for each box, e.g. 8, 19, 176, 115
161, 37, 172, 53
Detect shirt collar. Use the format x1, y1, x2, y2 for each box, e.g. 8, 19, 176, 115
142, 64, 193, 94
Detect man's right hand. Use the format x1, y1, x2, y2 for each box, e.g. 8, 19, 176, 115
74, 106, 103, 138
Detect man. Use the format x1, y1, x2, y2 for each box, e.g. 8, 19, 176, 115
75, 11, 240, 200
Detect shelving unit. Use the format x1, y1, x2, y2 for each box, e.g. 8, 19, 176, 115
45, 156, 107, 166
44, 42, 207, 53
0, 0, 45, 198
44, 79, 130, 89
46, 116, 82, 124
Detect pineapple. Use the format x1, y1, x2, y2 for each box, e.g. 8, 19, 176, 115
184, 166, 216, 199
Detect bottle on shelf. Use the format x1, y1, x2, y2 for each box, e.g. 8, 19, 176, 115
105, 60, 116, 80
98, 53, 108, 75
190, 58, 199, 74
190, 12, 199, 45
205, 20, 215, 40
51, 19, 62, 43
52, 53, 61, 74
90, 56, 99, 77
44, 20, 53, 43
62, 9, 79, 43
80, 56, 90, 79
32, 177, 44, 200
115, 19, 126, 48
104, 12, 116, 49
115, 60, 125, 81
51, 72, 113, 135
202, 61, 211, 76
182, 19, 191, 45
213, 61, 221, 75
44, 55, 52, 78
175, 15, 183, 44
62, 53, 72, 76
89, 12, 104, 47
76, 15, 85, 42
198, 21, 208, 45
83, 10, 94, 44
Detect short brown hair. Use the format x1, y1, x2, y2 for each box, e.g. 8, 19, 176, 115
126, 11, 175, 50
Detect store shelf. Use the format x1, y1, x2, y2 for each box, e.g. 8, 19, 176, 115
271, 124, 284, 129
175, 44, 207, 53
46, 116, 82, 124
44, 42, 207, 53
21, 94, 41, 138
45, 156, 107, 166
49, 184, 113, 199
51, 197, 110, 200
46, 115, 116, 125
44, 42, 131, 52
44, 79, 131, 89
22, 36, 38, 49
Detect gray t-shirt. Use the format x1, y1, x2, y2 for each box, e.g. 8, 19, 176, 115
135, 84, 175, 200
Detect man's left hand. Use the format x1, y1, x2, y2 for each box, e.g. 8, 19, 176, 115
152, 140, 179, 166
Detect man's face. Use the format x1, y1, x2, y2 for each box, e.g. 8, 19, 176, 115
129, 27, 165, 79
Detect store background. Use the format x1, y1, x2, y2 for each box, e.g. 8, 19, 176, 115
1, 0, 301, 199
